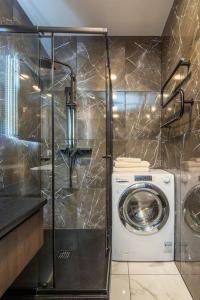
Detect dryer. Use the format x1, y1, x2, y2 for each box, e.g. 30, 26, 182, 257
112, 169, 174, 261
180, 171, 200, 262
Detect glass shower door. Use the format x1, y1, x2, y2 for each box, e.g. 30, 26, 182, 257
53, 33, 110, 292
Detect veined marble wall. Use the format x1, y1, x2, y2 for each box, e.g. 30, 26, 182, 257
43, 36, 161, 230
111, 37, 161, 167
0, 1, 41, 197
161, 1, 200, 299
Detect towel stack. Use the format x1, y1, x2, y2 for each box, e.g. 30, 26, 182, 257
113, 157, 150, 173
181, 159, 200, 172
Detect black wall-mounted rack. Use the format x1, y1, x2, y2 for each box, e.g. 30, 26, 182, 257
161, 89, 193, 128
161, 58, 193, 128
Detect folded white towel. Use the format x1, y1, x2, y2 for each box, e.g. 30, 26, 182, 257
116, 157, 141, 163
114, 161, 150, 168
113, 167, 149, 173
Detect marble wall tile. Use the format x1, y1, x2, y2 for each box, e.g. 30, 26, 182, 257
111, 38, 161, 169
113, 91, 161, 168
125, 37, 161, 91
77, 36, 107, 91
0, 0, 13, 24
126, 92, 160, 139
110, 37, 126, 91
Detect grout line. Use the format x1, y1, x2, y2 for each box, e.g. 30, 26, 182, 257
127, 261, 131, 299
128, 274, 180, 276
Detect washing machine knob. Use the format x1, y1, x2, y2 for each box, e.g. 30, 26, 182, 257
163, 176, 170, 184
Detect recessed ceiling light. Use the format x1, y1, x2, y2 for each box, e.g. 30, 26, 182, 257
112, 93, 117, 100
32, 85, 41, 92
20, 75, 25, 80
111, 74, 117, 81
112, 105, 118, 112
21, 73, 29, 79
113, 113, 119, 119
146, 114, 151, 119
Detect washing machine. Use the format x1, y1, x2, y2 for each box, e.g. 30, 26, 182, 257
112, 169, 174, 261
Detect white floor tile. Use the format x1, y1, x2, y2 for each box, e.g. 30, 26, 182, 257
130, 275, 193, 300
110, 275, 130, 300
128, 262, 179, 275
112, 262, 129, 274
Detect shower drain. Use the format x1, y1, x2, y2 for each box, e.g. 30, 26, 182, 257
57, 249, 71, 260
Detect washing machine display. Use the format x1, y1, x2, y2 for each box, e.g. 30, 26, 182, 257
119, 183, 169, 235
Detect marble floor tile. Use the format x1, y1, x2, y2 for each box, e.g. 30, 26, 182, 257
130, 275, 193, 300
112, 261, 129, 274
128, 262, 179, 275
110, 275, 130, 300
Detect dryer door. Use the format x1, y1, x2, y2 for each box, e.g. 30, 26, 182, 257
119, 183, 170, 235
183, 184, 200, 234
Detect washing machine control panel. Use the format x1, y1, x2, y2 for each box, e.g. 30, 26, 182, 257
135, 175, 152, 181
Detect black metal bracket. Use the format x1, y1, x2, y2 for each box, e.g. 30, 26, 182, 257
161, 58, 190, 95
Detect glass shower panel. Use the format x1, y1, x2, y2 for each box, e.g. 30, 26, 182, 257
53, 34, 108, 291
180, 134, 200, 299
0, 33, 54, 290
0, 33, 41, 197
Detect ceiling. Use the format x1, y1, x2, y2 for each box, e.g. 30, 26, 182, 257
18, 0, 174, 36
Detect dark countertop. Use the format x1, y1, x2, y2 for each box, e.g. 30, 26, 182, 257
0, 197, 47, 239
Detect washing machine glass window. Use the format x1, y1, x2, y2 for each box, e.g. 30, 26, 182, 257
119, 183, 170, 235
184, 184, 200, 234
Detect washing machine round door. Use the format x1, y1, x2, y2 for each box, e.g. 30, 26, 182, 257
119, 183, 170, 235
184, 184, 200, 234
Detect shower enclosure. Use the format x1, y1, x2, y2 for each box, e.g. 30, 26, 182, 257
0, 25, 112, 299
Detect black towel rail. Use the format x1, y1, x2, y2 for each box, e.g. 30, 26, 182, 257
161, 58, 193, 128
161, 58, 190, 93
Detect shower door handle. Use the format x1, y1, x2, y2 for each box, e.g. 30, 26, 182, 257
102, 155, 112, 159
